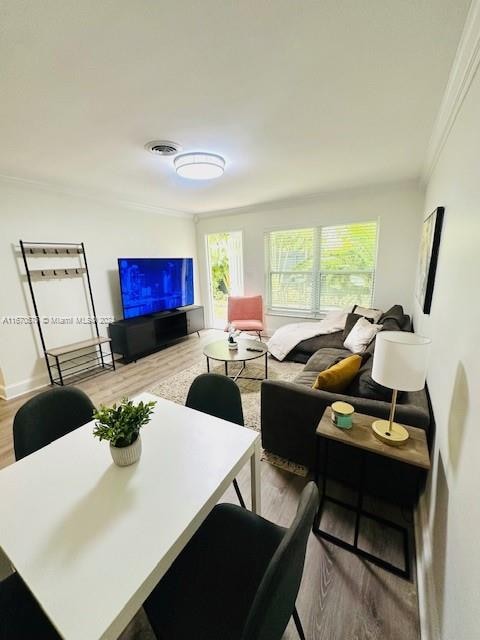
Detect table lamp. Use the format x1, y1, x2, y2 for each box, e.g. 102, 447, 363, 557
371, 331, 431, 446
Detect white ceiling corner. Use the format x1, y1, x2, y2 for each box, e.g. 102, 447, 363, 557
0, 0, 471, 215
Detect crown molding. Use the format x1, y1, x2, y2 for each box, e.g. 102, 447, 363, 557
196, 177, 421, 220
0, 173, 193, 219
423, 0, 480, 182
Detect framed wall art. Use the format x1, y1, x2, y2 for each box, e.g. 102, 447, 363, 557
416, 206, 444, 314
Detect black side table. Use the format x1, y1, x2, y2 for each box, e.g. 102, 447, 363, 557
313, 408, 430, 580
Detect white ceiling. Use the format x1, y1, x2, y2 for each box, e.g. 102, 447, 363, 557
0, 0, 470, 215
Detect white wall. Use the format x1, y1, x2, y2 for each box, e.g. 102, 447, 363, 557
413, 45, 480, 640
196, 180, 423, 332
0, 179, 197, 398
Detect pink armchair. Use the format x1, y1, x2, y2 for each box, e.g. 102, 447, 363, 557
226, 295, 264, 340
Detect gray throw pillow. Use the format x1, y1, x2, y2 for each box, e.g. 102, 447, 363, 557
378, 305, 410, 330
378, 305, 405, 324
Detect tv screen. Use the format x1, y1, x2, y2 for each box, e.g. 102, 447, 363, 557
118, 258, 194, 319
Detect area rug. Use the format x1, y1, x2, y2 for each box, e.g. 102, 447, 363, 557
149, 356, 308, 476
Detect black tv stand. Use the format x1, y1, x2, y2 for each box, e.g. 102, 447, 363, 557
108, 305, 204, 363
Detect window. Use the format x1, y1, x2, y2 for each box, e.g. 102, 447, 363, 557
266, 221, 378, 316
206, 231, 244, 328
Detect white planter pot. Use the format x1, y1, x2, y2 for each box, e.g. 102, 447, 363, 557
110, 436, 142, 466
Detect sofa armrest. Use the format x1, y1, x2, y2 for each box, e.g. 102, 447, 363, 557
260, 380, 430, 468
261, 380, 330, 467
301, 388, 431, 431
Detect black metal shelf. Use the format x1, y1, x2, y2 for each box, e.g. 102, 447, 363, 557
48, 351, 112, 375
20, 240, 116, 386
51, 362, 115, 386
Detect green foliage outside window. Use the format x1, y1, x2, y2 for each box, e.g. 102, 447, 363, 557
208, 233, 231, 301
268, 222, 377, 313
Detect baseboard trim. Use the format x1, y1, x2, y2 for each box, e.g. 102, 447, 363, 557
1, 375, 50, 400
414, 499, 440, 640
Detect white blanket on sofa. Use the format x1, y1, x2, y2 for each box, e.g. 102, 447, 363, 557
267, 311, 348, 361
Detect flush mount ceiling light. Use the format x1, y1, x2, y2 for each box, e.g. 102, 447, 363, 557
174, 153, 225, 180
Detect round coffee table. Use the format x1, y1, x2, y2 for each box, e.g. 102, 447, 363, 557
203, 338, 269, 382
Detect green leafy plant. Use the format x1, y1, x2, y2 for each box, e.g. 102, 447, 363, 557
93, 398, 156, 448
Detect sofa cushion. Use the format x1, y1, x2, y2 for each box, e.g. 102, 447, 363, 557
356, 370, 396, 401
303, 347, 351, 372
293, 370, 321, 387
294, 347, 351, 387
347, 360, 403, 402
312, 355, 362, 392
230, 319, 263, 331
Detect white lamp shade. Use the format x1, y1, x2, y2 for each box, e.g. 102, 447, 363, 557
372, 331, 431, 392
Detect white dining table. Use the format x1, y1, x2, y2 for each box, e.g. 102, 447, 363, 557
0, 392, 261, 640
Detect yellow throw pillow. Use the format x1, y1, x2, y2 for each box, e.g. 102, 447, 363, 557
312, 355, 362, 393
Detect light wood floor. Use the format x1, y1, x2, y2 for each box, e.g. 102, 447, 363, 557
0, 331, 420, 640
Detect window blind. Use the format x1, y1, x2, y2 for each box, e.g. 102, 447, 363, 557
266, 221, 378, 316
267, 228, 315, 312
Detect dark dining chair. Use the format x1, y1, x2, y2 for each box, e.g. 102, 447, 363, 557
13, 387, 95, 461
0, 572, 61, 639
143, 481, 319, 640
186, 373, 247, 508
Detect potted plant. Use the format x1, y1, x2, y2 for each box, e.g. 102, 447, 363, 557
93, 397, 156, 466
227, 324, 239, 350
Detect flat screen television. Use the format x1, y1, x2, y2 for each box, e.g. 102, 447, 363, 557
118, 258, 194, 319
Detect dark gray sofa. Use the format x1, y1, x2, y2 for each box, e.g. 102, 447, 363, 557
285, 307, 412, 364
261, 306, 431, 505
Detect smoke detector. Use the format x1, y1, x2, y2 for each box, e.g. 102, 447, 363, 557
145, 140, 182, 156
